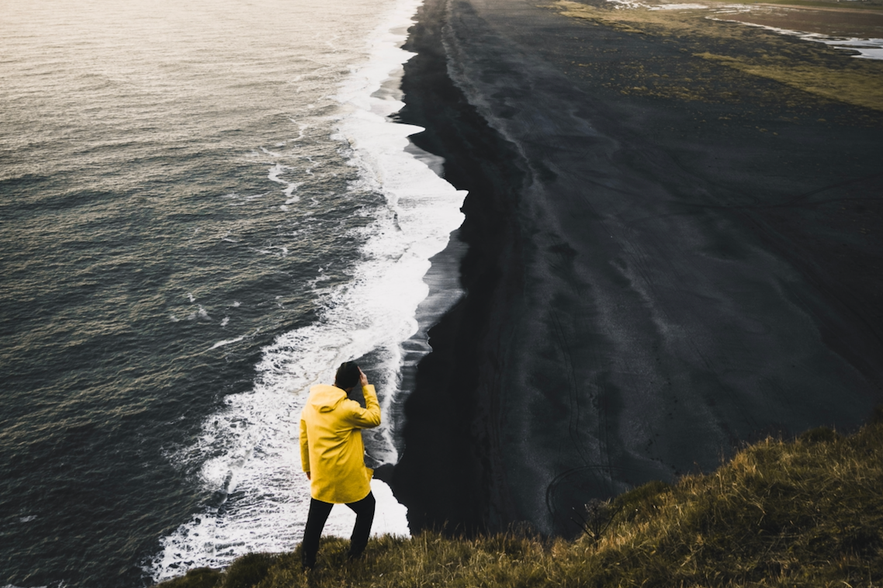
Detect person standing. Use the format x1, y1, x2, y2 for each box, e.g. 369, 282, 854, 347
299, 361, 381, 570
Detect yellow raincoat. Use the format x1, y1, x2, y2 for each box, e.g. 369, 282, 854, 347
299, 383, 381, 504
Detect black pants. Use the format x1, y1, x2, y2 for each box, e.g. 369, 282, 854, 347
301, 491, 375, 569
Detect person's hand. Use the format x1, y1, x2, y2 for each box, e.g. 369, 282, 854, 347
306, 471, 311, 480
358, 368, 368, 387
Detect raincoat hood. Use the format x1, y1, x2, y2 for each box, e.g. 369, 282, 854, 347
308, 384, 347, 413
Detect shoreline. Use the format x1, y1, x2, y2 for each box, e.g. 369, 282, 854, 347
390, 0, 530, 533
392, 0, 883, 537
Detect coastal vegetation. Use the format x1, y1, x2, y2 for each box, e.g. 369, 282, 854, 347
550, 0, 883, 113
158, 410, 882, 587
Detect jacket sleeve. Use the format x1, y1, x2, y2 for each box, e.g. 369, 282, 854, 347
343, 384, 381, 429
299, 416, 310, 473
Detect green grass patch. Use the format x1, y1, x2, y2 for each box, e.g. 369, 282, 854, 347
157, 413, 883, 588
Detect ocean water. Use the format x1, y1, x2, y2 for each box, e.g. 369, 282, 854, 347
0, 0, 465, 586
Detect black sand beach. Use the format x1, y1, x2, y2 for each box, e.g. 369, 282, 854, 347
391, 0, 883, 537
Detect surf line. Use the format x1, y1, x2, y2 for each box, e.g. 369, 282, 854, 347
149, 0, 468, 582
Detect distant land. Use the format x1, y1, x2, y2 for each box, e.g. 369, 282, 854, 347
551, 0, 883, 110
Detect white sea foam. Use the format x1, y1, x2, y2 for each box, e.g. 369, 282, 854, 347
149, 0, 466, 581
267, 163, 301, 199
209, 335, 245, 350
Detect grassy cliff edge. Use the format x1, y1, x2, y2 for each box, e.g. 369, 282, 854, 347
159, 409, 883, 588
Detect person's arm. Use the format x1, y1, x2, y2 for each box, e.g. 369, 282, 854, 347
344, 369, 381, 428
299, 417, 311, 479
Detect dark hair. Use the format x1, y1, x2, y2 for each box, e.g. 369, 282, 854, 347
334, 361, 361, 390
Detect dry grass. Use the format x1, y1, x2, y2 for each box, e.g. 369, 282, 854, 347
694, 52, 883, 111
158, 413, 883, 588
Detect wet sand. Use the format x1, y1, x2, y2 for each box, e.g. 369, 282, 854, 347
391, 0, 883, 537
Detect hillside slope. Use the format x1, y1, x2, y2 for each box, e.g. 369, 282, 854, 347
159, 410, 883, 588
